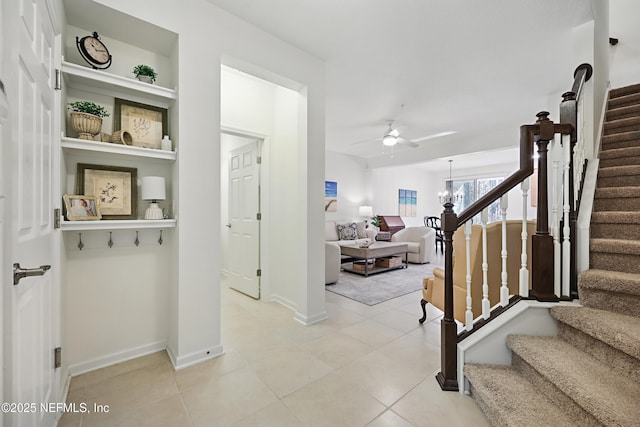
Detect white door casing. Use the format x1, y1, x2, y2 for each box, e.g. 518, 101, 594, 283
4, 0, 60, 425
227, 140, 261, 298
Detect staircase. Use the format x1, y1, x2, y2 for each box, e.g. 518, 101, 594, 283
463, 84, 640, 426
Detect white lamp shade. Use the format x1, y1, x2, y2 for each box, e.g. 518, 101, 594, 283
382, 134, 397, 146
359, 205, 373, 217
141, 176, 166, 201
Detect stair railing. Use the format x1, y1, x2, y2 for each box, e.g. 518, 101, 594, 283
436, 64, 592, 392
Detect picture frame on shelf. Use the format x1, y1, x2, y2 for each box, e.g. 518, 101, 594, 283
63, 195, 101, 221
76, 163, 138, 220
113, 98, 167, 150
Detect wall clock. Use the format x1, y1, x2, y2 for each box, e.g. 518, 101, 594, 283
76, 32, 112, 70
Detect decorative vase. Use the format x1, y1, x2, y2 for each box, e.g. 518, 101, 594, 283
136, 75, 153, 84
70, 112, 102, 140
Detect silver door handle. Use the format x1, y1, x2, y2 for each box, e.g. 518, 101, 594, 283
13, 263, 51, 286
226, 224, 232, 228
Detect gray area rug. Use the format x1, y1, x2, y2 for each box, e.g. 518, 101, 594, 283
326, 262, 438, 305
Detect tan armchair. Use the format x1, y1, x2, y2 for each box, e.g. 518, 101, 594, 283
420, 220, 536, 323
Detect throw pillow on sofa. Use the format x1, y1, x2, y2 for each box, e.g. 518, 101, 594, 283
355, 221, 367, 238
337, 222, 358, 240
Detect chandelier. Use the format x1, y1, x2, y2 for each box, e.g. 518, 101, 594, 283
438, 160, 463, 205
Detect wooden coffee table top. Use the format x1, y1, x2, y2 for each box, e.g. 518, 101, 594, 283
340, 241, 408, 259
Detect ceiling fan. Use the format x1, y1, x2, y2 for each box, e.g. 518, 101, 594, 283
351, 121, 455, 150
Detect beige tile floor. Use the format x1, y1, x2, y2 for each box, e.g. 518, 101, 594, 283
59, 259, 490, 427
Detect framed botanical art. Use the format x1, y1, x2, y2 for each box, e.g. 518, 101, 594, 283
76, 163, 137, 220
63, 195, 101, 221
113, 98, 167, 149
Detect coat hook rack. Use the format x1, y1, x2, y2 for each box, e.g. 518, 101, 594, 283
134, 231, 140, 247
108, 232, 113, 248
77, 233, 84, 250
158, 230, 163, 245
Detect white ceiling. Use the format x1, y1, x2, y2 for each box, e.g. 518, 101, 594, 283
207, 0, 595, 165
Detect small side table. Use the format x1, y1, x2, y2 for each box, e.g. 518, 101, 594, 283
376, 231, 391, 241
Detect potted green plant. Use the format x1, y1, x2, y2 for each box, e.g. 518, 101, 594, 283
370, 215, 382, 228
68, 101, 109, 140
132, 64, 157, 84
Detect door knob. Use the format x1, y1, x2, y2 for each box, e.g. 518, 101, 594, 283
226, 223, 232, 228
13, 263, 51, 286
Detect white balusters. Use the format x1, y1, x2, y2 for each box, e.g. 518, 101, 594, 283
464, 221, 473, 331
481, 209, 490, 319
500, 195, 509, 306
562, 133, 572, 298
519, 178, 530, 297
552, 158, 561, 298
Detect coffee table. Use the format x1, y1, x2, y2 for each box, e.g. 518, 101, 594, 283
340, 241, 408, 277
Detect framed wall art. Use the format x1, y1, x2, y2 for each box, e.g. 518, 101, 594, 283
398, 189, 417, 217
325, 181, 337, 212
76, 163, 137, 220
63, 195, 101, 221
113, 98, 167, 149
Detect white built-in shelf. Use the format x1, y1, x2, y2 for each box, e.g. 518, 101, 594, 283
61, 61, 177, 107
62, 137, 176, 161
61, 219, 176, 231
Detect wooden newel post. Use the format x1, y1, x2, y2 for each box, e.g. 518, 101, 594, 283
530, 112, 559, 301
436, 201, 459, 391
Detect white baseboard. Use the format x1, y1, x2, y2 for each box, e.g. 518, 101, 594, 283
68, 340, 167, 377
294, 310, 328, 326
167, 344, 224, 370
270, 294, 297, 312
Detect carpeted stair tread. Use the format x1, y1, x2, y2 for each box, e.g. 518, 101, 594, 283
506, 335, 640, 426
591, 211, 640, 224
602, 130, 640, 147
597, 164, 640, 177
579, 269, 640, 297
551, 306, 640, 360
608, 92, 640, 109
464, 364, 576, 427
595, 186, 640, 199
599, 146, 640, 159
590, 238, 640, 255
603, 117, 640, 135
607, 104, 640, 121
610, 83, 640, 99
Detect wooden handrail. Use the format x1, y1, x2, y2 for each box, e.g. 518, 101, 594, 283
435, 63, 591, 392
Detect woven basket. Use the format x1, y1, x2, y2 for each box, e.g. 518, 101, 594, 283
70, 112, 102, 140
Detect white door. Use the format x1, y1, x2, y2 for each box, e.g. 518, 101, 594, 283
4, 0, 59, 425
227, 141, 261, 298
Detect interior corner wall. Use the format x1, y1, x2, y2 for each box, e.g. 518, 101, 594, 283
325, 151, 370, 220
92, 0, 326, 368
609, 0, 637, 88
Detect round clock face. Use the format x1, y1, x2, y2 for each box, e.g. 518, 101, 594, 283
76, 32, 111, 69
81, 37, 109, 64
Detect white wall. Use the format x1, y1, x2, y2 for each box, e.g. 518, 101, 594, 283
325, 151, 370, 221
371, 165, 434, 227
72, 0, 327, 370
610, 0, 639, 88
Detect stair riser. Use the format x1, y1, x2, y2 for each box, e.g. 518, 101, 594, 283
597, 175, 640, 188
591, 223, 640, 240
604, 123, 640, 135
467, 384, 501, 427
579, 287, 640, 319
600, 155, 640, 168
556, 323, 640, 383
591, 252, 640, 274
610, 84, 640, 99
602, 139, 640, 151
607, 110, 640, 121
511, 354, 600, 426
609, 94, 640, 109
594, 198, 640, 211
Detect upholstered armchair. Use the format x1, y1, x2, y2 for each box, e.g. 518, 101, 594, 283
325, 242, 341, 285
391, 226, 436, 264
420, 220, 536, 323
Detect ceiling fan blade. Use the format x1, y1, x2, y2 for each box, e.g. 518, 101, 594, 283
397, 138, 419, 148
389, 129, 400, 137
349, 137, 382, 146
412, 131, 456, 143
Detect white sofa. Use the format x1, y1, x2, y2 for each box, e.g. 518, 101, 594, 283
391, 226, 436, 264
325, 220, 377, 284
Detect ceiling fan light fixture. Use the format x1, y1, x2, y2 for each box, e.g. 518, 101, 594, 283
382, 134, 397, 146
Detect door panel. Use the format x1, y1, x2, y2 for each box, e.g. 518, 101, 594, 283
227, 141, 260, 298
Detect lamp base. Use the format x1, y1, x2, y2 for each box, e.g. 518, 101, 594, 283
144, 202, 163, 220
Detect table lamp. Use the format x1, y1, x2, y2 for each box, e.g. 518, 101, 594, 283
141, 176, 166, 219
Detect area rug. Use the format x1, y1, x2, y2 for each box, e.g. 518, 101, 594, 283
326, 262, 438, 305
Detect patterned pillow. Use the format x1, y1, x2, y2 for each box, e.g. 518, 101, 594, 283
336, 222, 358, 240
355, 221, 367, 238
